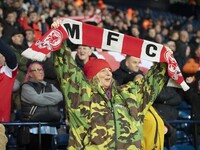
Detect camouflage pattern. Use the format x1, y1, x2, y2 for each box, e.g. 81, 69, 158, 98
54, 40, 168, 150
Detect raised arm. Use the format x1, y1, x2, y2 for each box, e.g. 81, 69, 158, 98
0, 38, 17, 69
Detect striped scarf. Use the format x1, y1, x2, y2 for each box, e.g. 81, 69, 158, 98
22, 18, 189, 91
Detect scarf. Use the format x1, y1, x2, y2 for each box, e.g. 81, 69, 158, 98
21, 18, 189, 91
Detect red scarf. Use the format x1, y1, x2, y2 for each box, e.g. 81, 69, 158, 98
22, 18, 189, 91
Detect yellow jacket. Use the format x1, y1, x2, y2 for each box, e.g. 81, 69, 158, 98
142, 106, 165, 150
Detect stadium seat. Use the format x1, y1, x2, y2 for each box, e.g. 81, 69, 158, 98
170, 144, 195, 150
52, 134, 69, 150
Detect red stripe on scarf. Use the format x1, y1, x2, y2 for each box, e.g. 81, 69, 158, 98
82, 23, 103, 48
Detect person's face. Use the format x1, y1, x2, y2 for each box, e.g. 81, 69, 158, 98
76, 46, 92, 64
96, 68, 112, 90
12, 34, 24, 45
0, 53, 5, 66
126, 56, 141, 72
30, 63, 44, 81
29, 12, 39, 22
25, 30, 35, 41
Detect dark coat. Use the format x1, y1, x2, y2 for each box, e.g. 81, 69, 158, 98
112, 59, 143, 85
153, 86, 182, 120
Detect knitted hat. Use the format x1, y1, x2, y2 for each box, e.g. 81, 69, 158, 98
84, 58, 111, 79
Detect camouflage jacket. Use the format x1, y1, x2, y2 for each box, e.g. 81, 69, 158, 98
54, 40, 167, 150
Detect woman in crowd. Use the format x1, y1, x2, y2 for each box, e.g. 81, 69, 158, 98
51, 20, 169, 150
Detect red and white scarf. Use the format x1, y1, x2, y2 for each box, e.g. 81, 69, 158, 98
22, 18, 189, 91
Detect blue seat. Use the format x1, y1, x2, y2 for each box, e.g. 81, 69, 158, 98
176, 130, 191, 144
170, 144, 195, 150
52, 134, 69, 150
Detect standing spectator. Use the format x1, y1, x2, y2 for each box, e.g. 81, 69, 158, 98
75, 45, 97, 71
19, 11, 49, 41
0, 38, 18, 122
26, 11, 49, 40
24, 28, 35, 47
20, 61, 63, 150
113, 55, 143, 85
52, 37, 168, 149
10, 30, 28, 83
1, 10, 24, 44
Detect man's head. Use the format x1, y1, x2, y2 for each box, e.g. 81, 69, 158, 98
25, 61, 44, 82
125, 56, 141, 72
25, 29, 35, 43
11, 30, 24, 45
76, 45, 93, 64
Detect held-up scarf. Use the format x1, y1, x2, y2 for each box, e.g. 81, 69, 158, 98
21, 18, 189, 91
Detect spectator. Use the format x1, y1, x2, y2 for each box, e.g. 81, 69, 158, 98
75, 45, 97, 70
113, 55, 143, 85
50, 20, 169, 149
0, 10, 24, 44
20, 11, 49, 41
52, 36, 168, 149
184, 70, 200, 145
10, 29, 28, 83
0, 38, 18, 122
0, 124, 8, 150
174, 30, 191, 69
24, 28, 35, 47
20, 61, 63, 150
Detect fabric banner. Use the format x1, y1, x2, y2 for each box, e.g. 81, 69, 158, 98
21, 18, 189, 91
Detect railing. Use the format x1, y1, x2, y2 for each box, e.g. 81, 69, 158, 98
2, 121, 69, 150
2, 120, 200, 150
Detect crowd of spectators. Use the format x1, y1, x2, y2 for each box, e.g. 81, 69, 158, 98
0, 0, 200, 149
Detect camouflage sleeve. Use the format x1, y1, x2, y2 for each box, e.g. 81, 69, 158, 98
121, 62, 168, 116
54, 40, 91, 149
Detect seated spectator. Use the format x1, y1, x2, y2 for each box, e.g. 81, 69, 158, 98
20, 61, 63, 150
0, 124, 8, 150
113, 55, 143, 85
0, 38, 18, 122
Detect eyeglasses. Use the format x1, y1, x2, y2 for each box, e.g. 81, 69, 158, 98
30, 68, 44, 73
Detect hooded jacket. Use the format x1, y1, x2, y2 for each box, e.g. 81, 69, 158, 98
54, 40, 167, 150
